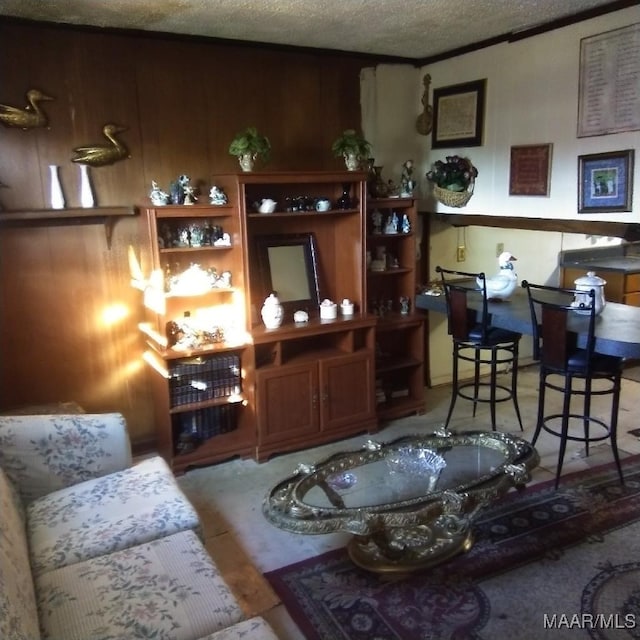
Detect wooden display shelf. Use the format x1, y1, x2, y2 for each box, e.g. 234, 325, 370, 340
139, 322, 248, 360
376, 355, 422, 375
247, 208, 359, 218
169, 395, 245, 415
152, 204, 232, 218
376, 395, 426, 421
170, 428, 255, 475
160, 245, 233, 254
0, 206, 137, 249
368, 267, 412, 276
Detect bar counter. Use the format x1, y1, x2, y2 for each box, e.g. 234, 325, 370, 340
416, 288, 640, 360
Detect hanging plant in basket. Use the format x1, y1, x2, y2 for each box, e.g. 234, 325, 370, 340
426, 155, 478, 207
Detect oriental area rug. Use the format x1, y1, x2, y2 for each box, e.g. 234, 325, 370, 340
265, 455, 640, 640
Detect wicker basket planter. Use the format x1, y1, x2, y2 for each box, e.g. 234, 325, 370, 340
433, 179, 474, 208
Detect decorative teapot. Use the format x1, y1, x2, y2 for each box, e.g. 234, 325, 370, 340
573, 271, 606, 316
258, 198, 277, 213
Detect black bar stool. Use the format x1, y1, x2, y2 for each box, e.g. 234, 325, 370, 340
521, 280, 624, 488
436, 266, 523, 431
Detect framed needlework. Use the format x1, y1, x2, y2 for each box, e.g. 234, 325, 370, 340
509, 144, 552, 196
432, 79, 486, 149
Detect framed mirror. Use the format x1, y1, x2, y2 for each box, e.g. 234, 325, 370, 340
254, 233, 322, 316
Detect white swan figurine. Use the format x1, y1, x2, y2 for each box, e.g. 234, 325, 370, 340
478, 252, 518, 300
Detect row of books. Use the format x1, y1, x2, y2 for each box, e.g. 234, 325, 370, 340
169, 354, 241, 407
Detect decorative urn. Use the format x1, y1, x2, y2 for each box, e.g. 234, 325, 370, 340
574, 271, 606, 316
261, 293, 284, 329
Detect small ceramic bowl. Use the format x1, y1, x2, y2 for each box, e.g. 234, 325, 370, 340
340, 301, 354, 315
320, 302, 338, 320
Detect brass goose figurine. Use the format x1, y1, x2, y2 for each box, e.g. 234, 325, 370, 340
0, 89, 53, 129
72, 124, 130, 167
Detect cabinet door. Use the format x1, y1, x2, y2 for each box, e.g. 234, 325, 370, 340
256, 362, 319, 446
319, 351, 375, 432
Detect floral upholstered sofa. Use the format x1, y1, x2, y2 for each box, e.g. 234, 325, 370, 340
0, 413, 279, 640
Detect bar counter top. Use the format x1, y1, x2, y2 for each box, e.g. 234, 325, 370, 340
558, 242, 640, 274
416, 287, 640, 360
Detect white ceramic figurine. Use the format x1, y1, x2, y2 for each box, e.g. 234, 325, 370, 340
480, 251, 518, 300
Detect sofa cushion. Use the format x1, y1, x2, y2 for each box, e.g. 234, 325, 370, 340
0, 413, 131, 504
36, 529, 245, 640
199, 616, 280, 639
28, 455, 202, 576
0, 467, 41, 640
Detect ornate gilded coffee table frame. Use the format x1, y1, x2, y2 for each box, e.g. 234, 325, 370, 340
263, 429, 539, 573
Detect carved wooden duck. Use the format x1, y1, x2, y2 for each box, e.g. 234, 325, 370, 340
0, 89, 53, 129
72, 124, 130, 166
478, 252, 518, 300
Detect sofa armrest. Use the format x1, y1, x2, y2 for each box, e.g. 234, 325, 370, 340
0, 413, 132, 504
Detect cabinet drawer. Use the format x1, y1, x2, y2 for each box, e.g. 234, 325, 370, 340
623, 291, 640, 307
626, 273, 640, 293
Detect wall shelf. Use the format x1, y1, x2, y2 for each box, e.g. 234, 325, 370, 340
0, 206, 138, 249
430, 212, 640, 242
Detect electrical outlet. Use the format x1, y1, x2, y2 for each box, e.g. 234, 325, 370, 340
496, 242, 504, 257
457, 246, 466, 262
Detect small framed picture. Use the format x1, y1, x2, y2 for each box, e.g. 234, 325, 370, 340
509, 144, 552, 196
432, 79, 486, 149
578, 150, 634, 213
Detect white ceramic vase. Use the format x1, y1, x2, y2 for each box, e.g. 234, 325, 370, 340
344, 153, 359, 171
79, 164, 95, 208
49, 164, 65, 209
261, 293, 284, 329
238, 153, 255, 172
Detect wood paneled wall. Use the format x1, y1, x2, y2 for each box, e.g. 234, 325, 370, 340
0, 20, 370, 447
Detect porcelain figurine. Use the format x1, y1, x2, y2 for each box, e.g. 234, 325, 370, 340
150, 180, 170, 205
479, 252, 518, 301
400, 159, 416, 197
384, 212, 398, 234
209, 185, 228, 205
183, 184, 197, 205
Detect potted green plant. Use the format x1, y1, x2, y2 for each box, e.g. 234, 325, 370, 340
426, 155, 478, 207
228, 127, 271, 171
331, 129, 372, 170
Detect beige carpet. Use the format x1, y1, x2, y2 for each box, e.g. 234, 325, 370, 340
190, 498, 281, 618
622, 362, 640, 383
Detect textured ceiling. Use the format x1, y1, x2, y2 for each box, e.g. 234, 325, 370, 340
0, 0, 626, 59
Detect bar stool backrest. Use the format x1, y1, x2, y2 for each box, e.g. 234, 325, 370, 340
521, 280, 597, 373
436, 266, 489, 342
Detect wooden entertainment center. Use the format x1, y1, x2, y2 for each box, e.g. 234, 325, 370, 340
137, 171, 424, 470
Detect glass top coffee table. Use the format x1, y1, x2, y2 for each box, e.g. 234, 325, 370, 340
263, 429, 539, 572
